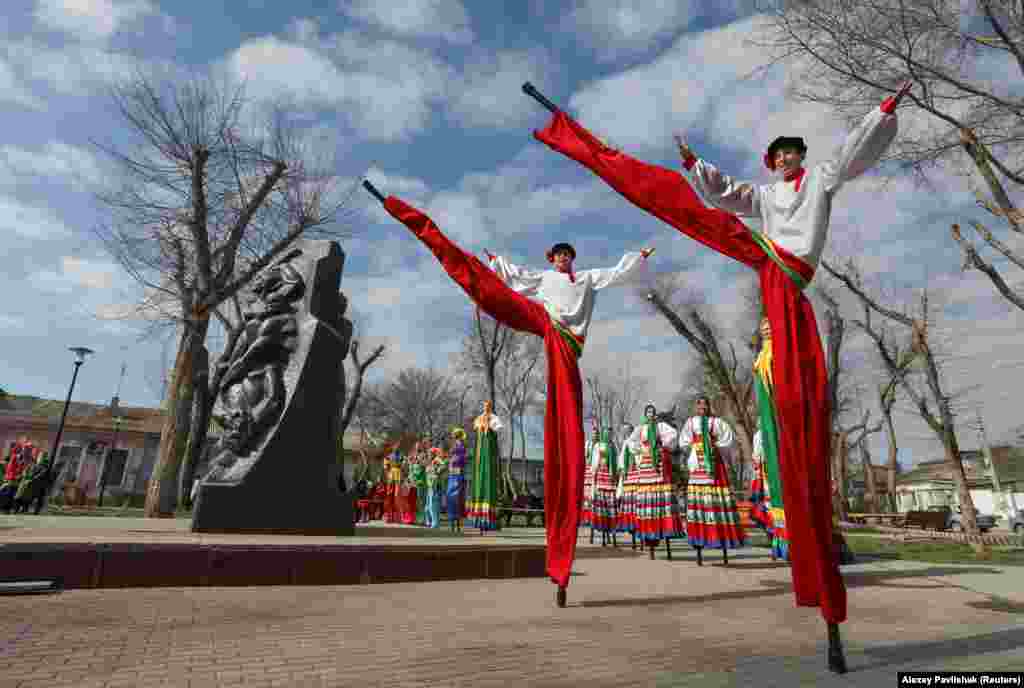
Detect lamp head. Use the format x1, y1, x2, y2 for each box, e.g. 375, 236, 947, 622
69, 347, 95, 364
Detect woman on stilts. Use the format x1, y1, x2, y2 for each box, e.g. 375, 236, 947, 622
383, 446, 404, 524
753, 317, 789, 562
447, 428, 469, 533
620, 404, 684, 560
523, 78, 911, 672
581, 423, 599, 537
467, 400, 502, 532
679, 396, 746, 566
588, 427, 619, 546
362, 179, 651, 606
615, 422, 636, 542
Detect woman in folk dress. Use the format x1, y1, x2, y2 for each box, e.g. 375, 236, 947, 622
679, 396, 747, 566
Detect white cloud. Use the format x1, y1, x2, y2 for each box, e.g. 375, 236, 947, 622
0, 196, 73, 239
4, 38, 144, 97
563, 0, 700, 63
448, 49, 557, 130
0, 59, 44, 110
224, 32, 451, 141
34, 0, 167, 42
340, 0, 475, 44
32, 256, 119, 294
0, 142, 104, 192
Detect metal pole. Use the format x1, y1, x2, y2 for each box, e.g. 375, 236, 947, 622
45, 360, 82, 486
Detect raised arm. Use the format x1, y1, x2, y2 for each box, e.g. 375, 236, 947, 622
587, 251, 649, 290
488, 413, 504, 432
658, 421, 679, 449
487, 254, 544, 298
817, 87, 905, 193
677, 138, 761, 218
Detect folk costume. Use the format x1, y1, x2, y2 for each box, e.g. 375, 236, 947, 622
377, 193, 648, 602
754, 319, 790, 561
425, 448, 447, 529
467, 405, 502, 532
447, 428, 468, 532
614, 424, 637, 535
532, 92, 901, 628
679, 411, 746, 561
383, 449, 404, 523
588, 429, 619, 537
581, 428, 600, 530
748, 430, 775, 535
620, 409, 684, 550
412, 443, 429, 526
400, 450, 420, 526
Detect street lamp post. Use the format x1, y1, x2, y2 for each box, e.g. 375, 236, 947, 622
42, 347, 94, 510
97, 415, 123, 508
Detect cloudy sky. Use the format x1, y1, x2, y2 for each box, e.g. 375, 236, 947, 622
1, 0, 1021, 468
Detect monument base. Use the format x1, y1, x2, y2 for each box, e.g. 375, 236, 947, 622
191, 464, 354, 536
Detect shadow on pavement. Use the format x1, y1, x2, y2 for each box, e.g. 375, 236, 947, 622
579, 566, 1004, 609
859, 627, 1024, 669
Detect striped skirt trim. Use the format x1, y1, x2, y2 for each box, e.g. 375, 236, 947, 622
590, 489, 619, 533
626, 483, 684, 541
466, 500, 499, 531
770, 506, 789, 560
685, 483, 746, 549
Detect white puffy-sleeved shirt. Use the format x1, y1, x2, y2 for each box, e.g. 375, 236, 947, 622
684, 101, 898, 270
488, 252, 647, 344
679, 416, 735, 485
473, 413, 503, 433
618, 419, 675, 483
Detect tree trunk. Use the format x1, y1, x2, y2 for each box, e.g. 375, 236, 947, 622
178, 344, 210, 509
944, 431, 980, 536
833, 431, 850, 521
883, 409, 898, 512
145, 312, 210, 517
861, 441, 878, 513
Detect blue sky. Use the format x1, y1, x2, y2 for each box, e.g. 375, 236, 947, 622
2, 0, 1022, 467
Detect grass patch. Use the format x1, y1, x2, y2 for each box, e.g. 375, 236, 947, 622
848, 535, 1024, 566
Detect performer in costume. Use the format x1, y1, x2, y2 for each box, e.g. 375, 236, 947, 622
620, 404, 684, 560
589, 428, 619, 545
363, 181, 651, 607
581, 423, 599, 534
382, 447, 403, 523
412, 438, 429, 526
615, 423, 637, 542
447, 428, 468, 533
679, 396, 746, 566
524, 80, 911, 670
425, 447, 447, 529
753, 316, 790, 562
467, 400, 502, 532
400, 445, 420, 526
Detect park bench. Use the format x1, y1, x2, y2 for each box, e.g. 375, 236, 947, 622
902, 510, 948, 531
498, 495, 545, 527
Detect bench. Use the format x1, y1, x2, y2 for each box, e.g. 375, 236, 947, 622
902, 510, 948, 531
498, 496, 545, 527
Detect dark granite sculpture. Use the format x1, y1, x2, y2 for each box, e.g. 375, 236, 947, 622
191, 240, 355, 535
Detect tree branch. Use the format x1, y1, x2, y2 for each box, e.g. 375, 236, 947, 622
950, 224, 1024, 311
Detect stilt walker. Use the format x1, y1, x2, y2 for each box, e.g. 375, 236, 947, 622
425, 447, 447, 529
582, 423, 599, 541
620, 404, 684, 560
447, 428, 469, 533
383, 447, 404, 524
364, 179, 651, 607
679, 396, 746, 566
753, 318, 789, 562
467, 401, 502, 532
614, 423, 637, 547
523, 79, 911, 672
589, 428, 619, 546
412, 438, 429, 526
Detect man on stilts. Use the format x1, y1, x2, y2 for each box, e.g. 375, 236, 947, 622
363, 180, 652, 607
522, 79, 911, 673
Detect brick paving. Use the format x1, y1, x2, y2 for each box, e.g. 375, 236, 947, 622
2, 543, 1023, 688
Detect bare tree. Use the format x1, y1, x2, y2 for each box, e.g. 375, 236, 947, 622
822, 258, 983, 534
849, 414, 884, 513
755, 0, 1024, 311
879, 375, 901, 510
359, 368, 460, 441
92, 72, 360, 516
494, 332, 544, 498
460, 309, 513, 407
646, 274, 758, 475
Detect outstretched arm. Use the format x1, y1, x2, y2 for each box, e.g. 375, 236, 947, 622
818, 82, 909, 193
588, 251, 650, 290
713, 418, 735, 449
676, 136, 761, 218
487, 253, 544, 298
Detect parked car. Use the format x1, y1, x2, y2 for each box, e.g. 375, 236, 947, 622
926, 505, 997, 533
1009, 509, 1024, 535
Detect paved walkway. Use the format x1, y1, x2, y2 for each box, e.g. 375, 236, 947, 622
1, 541, 1023, 688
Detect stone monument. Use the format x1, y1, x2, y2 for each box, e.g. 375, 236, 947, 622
191, 240, 355, 535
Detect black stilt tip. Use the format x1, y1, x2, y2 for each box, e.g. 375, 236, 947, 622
556, 586, 567, 608
696, 546, 703, 567
522, 82, 560, 114
362, 179, 386, 204
666, 539, 673, 561
828, 623, 848, 674
649, 542, 656, 560
722, 548, 729, 567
